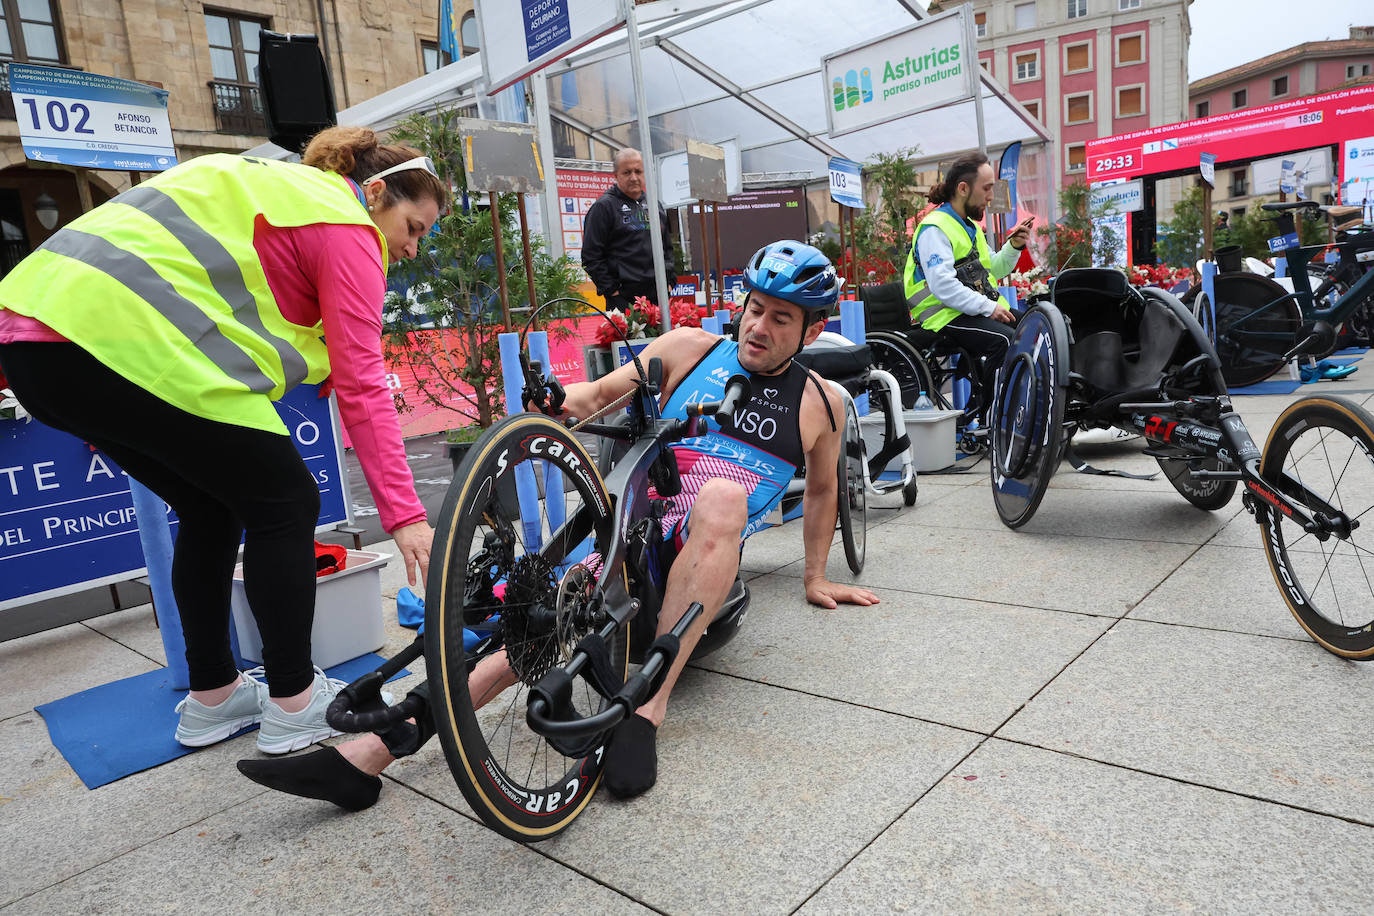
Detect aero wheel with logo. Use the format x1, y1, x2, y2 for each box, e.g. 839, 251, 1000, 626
425, 413, 627, 842
990, 304, 1069, 529
837, 395, 866, 574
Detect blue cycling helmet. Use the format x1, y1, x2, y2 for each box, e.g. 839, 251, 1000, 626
742, 240, 840, 322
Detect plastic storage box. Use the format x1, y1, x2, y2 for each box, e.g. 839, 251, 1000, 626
861, 408, 960, 474
229, 549, 391, 669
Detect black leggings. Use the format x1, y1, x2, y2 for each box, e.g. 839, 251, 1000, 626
938, 313, 1016, 406
0, 342, 320, 696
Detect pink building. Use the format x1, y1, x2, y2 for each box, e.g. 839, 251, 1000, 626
971, 0, 1191, 192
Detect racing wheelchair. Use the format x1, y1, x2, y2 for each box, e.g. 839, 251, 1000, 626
989, 267, 1374, 659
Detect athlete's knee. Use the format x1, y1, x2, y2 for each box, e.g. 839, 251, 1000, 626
692, 479, 748, 539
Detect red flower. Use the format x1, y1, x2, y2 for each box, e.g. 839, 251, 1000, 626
594, 311, 629, 347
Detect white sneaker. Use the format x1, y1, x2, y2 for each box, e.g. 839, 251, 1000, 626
255, 667, 391, 755
173, 669, 268, 747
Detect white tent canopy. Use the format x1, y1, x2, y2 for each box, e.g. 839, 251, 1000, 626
249, 0, 1047, 183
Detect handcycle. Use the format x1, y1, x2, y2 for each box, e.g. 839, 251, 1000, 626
1185, 201, 1374, 387
990, 267, 1374, 659
324, 318, 825, 842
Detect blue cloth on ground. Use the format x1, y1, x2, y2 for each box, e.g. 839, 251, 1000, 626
1228, 379, 1303, 395
35, 654, 408, 790
397, 586, 425, 634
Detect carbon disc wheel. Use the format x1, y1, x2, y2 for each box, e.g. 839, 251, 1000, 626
838, 397, 867, 574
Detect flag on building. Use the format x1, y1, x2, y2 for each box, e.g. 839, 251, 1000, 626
439, 0, 459, 61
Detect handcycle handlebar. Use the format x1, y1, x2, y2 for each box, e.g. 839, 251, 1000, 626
685, 374, 751, 420
324, 635, 426, 733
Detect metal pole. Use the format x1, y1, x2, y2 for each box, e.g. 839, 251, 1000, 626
699, 201, 712, 312
517, 195, 540, 328
712, 202, 723, 301
624, 0, 672, 331
490, 196, 512, 326
838, 203, 846, 278
530, 72, 564, 257
964, 10, 987, 156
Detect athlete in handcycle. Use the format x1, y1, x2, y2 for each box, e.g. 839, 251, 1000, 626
989, 267, 1374, 661
238, 241, 879, 841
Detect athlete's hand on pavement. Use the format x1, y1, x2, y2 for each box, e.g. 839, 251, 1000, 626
805, 576, 880, 609
391, 520, 433, 588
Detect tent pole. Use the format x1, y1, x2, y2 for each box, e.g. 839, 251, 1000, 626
624, 0, 672, 332
530, 73, 563, 258
699, 202, 712, 312
964, 9, 987, 156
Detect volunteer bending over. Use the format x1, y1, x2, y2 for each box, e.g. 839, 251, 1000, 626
0, 128, 446, 755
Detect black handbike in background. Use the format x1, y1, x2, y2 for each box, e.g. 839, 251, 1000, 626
990, 268, 1374, 659
327, 330, 757, 842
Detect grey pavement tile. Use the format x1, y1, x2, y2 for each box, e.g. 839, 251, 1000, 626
999, 619, 1374, 821
798, 739, 1374, 915
770, 523, 1199, 617
0, 711, 266, 906
739, 521, 817, 574
1128, 543, 1321, 641
697, 574, 1112, 733
882, 481, 1241, 546
81, 602, 166, 667
543, 674, 980, 916
7, 783, 651, 915
0, 622, 156, 721
1209, 505, 1269, 549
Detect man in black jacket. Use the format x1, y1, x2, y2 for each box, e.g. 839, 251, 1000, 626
581, 148, 674, 311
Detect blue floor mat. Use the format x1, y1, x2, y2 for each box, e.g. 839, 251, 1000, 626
1229, 379, 1304, 395
35, 653, 407, 790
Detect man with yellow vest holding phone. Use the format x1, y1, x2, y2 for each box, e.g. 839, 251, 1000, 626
0, 128, 446, 759
903, 152, 1032, 413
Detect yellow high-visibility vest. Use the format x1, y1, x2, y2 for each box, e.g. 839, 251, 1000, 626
0, 154, 387, 434
902, 206, 1009, 332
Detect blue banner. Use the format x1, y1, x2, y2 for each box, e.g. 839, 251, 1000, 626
998, 141, 1021, 225
0, 384, 349, 610
523, 0, 571, 60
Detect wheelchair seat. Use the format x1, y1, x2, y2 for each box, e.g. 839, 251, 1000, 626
860, 281, 940, 348
794, 343, 871, 397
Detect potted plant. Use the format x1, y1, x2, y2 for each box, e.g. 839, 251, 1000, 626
379, 109, 584, 470
586, 296, 703, 379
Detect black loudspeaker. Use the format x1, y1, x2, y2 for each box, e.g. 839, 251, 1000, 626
257, 30, 336, 154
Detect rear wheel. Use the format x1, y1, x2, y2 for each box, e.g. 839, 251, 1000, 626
990, 306, 1068, 529
425, 413, 627, 842
838, 397, 867, 574
867, 331, 935, 410
1192, 274, 1303, 388
1257, 395, 1374, 658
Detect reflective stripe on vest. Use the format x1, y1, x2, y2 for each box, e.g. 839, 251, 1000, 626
902, 208, 1008, 332
0, 155, 385, 433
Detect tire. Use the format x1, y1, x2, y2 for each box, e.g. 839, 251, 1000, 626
990, 306, 1068, 529
838, 397, 867, 574
867, 330, 936, 410
1156, 455, 1237, 510
1191, 274, 1303, 389
425, 413, 628, 841
928, 343, 986, 424
902, 477, 919, 506
1257, 395, 1374, 658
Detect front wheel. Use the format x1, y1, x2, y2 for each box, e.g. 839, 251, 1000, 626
838, 397, 867, 574
1257, 395, 1374, 658
425, 413, 628, 841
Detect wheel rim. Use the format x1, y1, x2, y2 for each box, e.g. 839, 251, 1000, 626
1258, 398, 1374, 653
847, 403, 866, 567
990, 307, 1067, 528
868, 333, 928, 410
425, 415, 624, 839
1208, 274, 1303, 388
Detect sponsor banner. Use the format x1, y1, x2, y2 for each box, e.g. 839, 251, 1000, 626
477, 0, 622, 93
1087, 84, 1374, 184
1199, 151, 1215, 187
998, 141, 1021, 224
1090, 178, 1144, 214
823, 7, 971, 137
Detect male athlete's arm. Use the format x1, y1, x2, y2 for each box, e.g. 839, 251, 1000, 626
798, 375, 880, 609
542, 327, 715, 420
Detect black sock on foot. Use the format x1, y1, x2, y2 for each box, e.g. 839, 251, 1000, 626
236, 746, 382, 812
603, 714, 658, 799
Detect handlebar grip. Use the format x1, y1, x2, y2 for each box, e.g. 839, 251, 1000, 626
324, 673, 425, 733
715, 374, 751, 419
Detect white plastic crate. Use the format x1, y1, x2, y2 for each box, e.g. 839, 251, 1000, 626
230, 549, 391, 669
861, 408, 960, 473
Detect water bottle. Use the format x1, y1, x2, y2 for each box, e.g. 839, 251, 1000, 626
914, 390, 934, 410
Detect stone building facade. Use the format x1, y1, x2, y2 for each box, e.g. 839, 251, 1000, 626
0, 0, 477, 274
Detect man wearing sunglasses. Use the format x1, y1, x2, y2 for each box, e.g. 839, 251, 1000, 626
0, 127, 446, 758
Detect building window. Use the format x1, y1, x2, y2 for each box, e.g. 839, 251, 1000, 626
1119, 0, 1141, 9
1067, 0, 1087, 19
1116, 84, 1143, 117
1115, 32, 1143, 66
1023, 99, 1042, 122
1348, 63, 1372, 79
1066, 143, 1086, 172
979, 56, 991, 73
551, 120, 576, 158
1064, 41, 1091, 74
1230, 169, 1248, 197
1014, 2, 1036, 31
1014, 50, 1040, 82
1065, 91, 1093, 124
460, 12, 480, 56
205, 10, 267, 84
975, 11, 987, 38
1232, 87, 1247, 109
1271, 74, 1288, 97
0, 0, 67, 63
421, 40, 452, 74
1196, 100, 1210, 118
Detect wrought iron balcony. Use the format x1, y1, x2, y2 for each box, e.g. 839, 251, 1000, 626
208, 79, 266, 135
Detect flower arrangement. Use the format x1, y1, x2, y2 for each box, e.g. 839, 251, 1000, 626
593, 295, 702, 346
1006, 266, 1050, 300
1124, 264, 1192, 290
